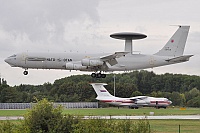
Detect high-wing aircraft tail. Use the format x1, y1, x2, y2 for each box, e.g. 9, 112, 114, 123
155, 26, 190, 57
90, 83, 114, 98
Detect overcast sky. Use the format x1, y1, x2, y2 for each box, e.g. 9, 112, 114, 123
0, 0, 199, 86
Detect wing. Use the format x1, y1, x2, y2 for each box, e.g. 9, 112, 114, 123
66, 52, 129, 71
128, 96, 148, 101
100, 52, 129, 66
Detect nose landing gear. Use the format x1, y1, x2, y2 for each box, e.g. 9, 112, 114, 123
23, 69, 28, 75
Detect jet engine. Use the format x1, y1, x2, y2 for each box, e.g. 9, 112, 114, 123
81, 59, 103, 66
66, 63, 85, 70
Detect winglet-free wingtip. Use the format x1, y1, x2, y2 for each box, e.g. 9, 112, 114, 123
169, 25, 190, 28
170, 25, 181, 27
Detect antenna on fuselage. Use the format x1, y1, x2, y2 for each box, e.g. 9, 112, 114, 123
110, 32, 147, 54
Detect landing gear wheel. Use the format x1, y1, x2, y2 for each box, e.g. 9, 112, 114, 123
91, 73, 96, 78
23, 71, 28, 75
96, 73, 102, 78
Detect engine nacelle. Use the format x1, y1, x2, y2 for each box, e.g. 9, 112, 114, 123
81, 59, 103, 66
66, 63, 84, 70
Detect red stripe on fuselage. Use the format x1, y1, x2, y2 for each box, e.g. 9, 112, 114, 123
101, 100, 134, 103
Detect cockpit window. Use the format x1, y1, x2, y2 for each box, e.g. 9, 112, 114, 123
9, 54, 17, 58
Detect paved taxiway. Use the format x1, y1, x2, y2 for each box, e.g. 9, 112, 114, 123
0, 115, 199, 120
84, 115, 200, 120
0, 116, 24, 120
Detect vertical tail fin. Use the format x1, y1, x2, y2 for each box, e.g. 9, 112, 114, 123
155, 26, 190, 57
90, 83, 114, 98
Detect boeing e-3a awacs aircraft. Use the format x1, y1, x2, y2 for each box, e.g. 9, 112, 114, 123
5, 26, 193, 78
90, 83, 172, 109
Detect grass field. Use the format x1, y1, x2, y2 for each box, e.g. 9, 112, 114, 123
0, 107, 199, 116
149, 120, 200, 133
1, 119, 199, 133
0, 109, 27, 116
62, 107, 200, 116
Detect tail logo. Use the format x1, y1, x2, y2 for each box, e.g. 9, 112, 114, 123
171, 39, 174, 43
100, 90, 107, 92
164, 47, 171, 51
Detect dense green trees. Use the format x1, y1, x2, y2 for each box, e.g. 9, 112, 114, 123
0, 71, 200, 107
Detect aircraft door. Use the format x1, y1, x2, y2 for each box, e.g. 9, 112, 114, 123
41, 60, 46, 69
20, 53, 27, 67
156, 101, 158, 105
156, 101, 159, 109
149, 56, 156, 67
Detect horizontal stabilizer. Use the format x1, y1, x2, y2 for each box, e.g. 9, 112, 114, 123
166, 55, 193, 63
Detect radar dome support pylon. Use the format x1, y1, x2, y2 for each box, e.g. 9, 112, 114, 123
110, 32, 147, 54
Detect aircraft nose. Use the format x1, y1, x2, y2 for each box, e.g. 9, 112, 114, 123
169, 100, 172, 104
4, 57, 16, 67
4, 58, 10, 64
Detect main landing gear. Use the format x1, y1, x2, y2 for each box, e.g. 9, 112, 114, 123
23, 69, 28, 75
91, 73, 106, 78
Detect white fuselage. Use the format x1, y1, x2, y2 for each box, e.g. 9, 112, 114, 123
5, 52, 181, 72
97, 96, 171, 108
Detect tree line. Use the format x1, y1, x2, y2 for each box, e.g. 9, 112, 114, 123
0, 70, 199, 107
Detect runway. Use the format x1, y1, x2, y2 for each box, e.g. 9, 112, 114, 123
84, 115, 200, 120
0, 116, 24, 120
0, 115, 200, 120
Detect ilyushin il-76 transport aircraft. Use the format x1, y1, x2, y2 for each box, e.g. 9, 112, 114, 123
5, 26, 193, 78
90, 83, 172, 109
